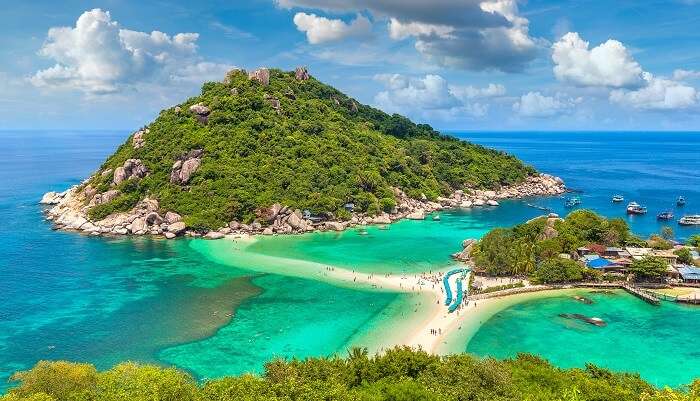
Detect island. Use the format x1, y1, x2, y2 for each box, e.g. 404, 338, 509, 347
40, 67, 565, 239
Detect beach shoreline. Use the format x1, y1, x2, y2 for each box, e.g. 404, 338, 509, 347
191, 235, 586, 356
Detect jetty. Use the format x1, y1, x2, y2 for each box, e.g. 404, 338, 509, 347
622, 285, 661, 305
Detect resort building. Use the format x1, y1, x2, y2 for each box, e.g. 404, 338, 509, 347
678, 266, 700, 283
626, 247, 652, 260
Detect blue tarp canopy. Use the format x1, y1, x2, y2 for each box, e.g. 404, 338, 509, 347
678, 266, 700, 280
586, 257, 614, 269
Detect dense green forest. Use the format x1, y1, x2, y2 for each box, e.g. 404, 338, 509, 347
3, 347, 696, 401
472, 210, 641, 282
84, 68, 535, 229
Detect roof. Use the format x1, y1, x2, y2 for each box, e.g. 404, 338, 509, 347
606, 247, 623, 252
678, 266, 700, 280
691, 250, 700, 260
626, 247, 652, 257
586, 257, 615, 269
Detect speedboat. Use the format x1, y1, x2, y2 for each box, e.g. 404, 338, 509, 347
657, 211, 674, 220
627, 202, 647, 215
679, 215, 700, 226
612, 195, 624, 203
565, 196, 581, 208
677, 196, 686, 206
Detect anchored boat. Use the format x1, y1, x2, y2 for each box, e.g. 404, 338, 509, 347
612, 195, 624, 203
677, 196, 686, 206
679, 215, 700, 226
657, 211, 674, 220
565, 196, 582, 208
626, 202, 647, 215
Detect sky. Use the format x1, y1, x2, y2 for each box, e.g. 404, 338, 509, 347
1, 0, 700, 131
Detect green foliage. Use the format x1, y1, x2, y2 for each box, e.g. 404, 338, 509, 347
648, 235, 673, 250
85, 69, 535, 229
629, 257, 668, 280
87, 192, 140, 221
687, 235, 700, 248
531, 258, 587, 284
674, 248, 694, 265
473, 210, 633, 279
6, 348, 691, 401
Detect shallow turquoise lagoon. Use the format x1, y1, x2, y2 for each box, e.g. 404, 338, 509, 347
467, 290, 700, 388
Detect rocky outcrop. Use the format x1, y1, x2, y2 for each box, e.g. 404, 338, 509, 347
189, 103, 210, 124
132, 128, 147, 149
223, 68, 243, 85
40, 191, 65, 205
248, 68, 270, 86
113, 159, 148, 186
452, 239, 477, 262
89, 189, 120, 206
295, 66, 310, 81
43, 173, 566, 240
263, 94, 281, 113
170, 149, 203, 185
406, 209, 426, 220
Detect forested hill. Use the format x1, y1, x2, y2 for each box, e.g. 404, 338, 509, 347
83, 67, 535, 229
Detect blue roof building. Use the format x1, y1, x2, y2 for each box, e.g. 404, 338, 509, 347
678, 266, 700, 282
586, 257, 615, 270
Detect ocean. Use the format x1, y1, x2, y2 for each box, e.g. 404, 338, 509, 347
0, 130, 699, 390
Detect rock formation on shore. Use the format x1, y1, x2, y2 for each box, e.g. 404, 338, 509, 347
43, 173, 565, 239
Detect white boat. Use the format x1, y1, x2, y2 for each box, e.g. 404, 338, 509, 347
679, 215, 700, 226
626, 202, 647, 215
612, 195, 624, 203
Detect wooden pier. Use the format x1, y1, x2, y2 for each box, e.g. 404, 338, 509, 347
622, 285, 661, 306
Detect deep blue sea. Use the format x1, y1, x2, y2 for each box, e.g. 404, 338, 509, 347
0, 130, 698, 390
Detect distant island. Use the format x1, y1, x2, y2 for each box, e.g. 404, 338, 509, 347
41, 67, 564, 238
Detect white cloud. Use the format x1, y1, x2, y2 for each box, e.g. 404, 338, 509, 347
449, 83, 506, 100
30, 8, 227, 94
278, 0, 540, 72
610, 72, 698, 110
552, 32, 643, 88
387, 18, 454, 40
373, 73, 505, 120
293, 12, 371, 44
374, 74, 461, 111
513, 91, 580, 117
673, 69, 700, 80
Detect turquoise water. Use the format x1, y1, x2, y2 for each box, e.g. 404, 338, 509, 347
1, 130, 700, 391
467, 290, 700, 388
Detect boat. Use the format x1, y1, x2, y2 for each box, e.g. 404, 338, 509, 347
677, 196, 686, 206
626, 202, 647, 215
573, 295, 593, 304
565, 196, 581, 208
558, 313, 606, 327
432, 214, 441, 221
679, 215, 700, 226
657, 211, 674, 220
612, 195, 624, 203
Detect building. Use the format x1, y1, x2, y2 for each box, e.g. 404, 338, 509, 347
585, 256, 622, 272
626, 247, 652, 260
678, 266, 700, 283
651, 249, 679, 265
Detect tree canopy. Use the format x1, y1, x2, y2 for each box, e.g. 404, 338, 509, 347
473, 210, 635, 278
5, 347, 698, 401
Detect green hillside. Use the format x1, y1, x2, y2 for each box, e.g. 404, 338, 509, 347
85, 68, 535, 229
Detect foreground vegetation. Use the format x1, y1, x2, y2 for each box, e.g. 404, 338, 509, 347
3, 347, 698, 401
85, 68, 535, 229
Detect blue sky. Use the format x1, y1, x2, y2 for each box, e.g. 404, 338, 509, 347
2, 0, 700, 131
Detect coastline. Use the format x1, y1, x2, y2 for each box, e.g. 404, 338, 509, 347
40, 174, 566, 239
